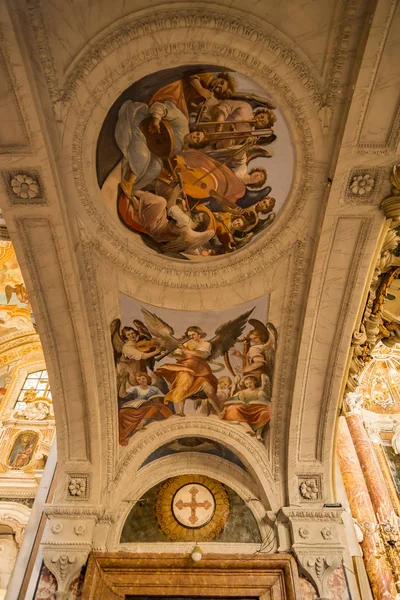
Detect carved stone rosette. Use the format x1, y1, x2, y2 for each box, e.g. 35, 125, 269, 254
279, 507, 344, 599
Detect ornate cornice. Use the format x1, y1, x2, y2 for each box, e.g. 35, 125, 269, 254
61, 6, 322, 107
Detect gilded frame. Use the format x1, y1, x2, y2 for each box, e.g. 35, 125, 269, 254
81, 553, 300, 600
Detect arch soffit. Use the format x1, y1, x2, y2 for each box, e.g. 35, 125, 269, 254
113, 417, 279, 511
61, 4, 324, 289
107, 452, 273, 550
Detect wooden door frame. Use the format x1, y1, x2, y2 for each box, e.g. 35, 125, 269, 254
81, 553, 301, 600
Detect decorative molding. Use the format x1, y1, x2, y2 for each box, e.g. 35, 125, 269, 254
51, 522, 64, 535
354, 0, 400, 154
344, 165, 400, 400
74, 524, 86, 536
347, 170, 375, 199
60, 7, 322, 107
115, 417, 275, 492
66, 474, 90, 500
25, 0, 61, 108
299, 527, 310, 539
320, 527, 333, 540
272, 239, 307, 481
77, 235, 115, 484
281, 509, 343, 523
42, 545, 90, 600
280, 506, 344, 598
0, 33, 32, 154
2, 169, 46, 206
316, 216, 374, 461
343, 166, 388, 204
299, 477, 321, 502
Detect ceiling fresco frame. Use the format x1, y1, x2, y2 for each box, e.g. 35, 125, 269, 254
64, 5, 321, 288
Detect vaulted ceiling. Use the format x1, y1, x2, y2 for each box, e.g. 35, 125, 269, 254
0, 0, 399, 539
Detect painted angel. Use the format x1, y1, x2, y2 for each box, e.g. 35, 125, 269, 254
230, 319, 277, 395
220, 373, 272, 440
110, 318, 160, 400
141, 308, 254, 415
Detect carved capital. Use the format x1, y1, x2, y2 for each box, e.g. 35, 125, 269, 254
279, 506, 345, 598
42, 544, 90, 600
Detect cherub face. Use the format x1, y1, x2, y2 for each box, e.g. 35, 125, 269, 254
254, 112, 270, 128
249, 332, 262, 345
213, 78, 229, 95
232, 217, 245, 230
257, 198, 274, 213
219, 382, 229, 390
137, 375, 148, 386
250, 171, 265, 185
186, 131, 206, 146
125, 329, 137, 341
244, 377, 256, 389
187, 330, 201, 341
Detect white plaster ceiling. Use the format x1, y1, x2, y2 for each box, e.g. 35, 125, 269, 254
0, 0, 399, 526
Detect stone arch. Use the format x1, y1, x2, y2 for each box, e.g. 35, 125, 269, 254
111, 418, 279, 511
106, 452, 274, 551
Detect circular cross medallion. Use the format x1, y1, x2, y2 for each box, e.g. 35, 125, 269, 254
155, 475, 229, 541
172, 483, 215, 528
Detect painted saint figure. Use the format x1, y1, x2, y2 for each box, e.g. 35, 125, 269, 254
8, 433, 37, 469
118, 372, 173, 445
220, 375, 271, 440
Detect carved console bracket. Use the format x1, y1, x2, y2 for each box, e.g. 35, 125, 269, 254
41, 503, 105, 595
42, 544, 90, 600
279, 507, 344, 599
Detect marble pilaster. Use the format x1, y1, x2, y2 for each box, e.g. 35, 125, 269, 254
346, 414, 394, 521
336, 417, 396, 599
372, 441, 400, 517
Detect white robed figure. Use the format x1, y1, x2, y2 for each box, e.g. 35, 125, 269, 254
115, 100, 189, 193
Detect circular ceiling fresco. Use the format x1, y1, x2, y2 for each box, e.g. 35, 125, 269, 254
98, 65, 294, 261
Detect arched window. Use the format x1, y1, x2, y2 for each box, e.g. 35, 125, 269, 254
14, 370, 51, 411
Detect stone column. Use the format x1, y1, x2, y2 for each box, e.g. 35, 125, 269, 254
337, 416, 396, 599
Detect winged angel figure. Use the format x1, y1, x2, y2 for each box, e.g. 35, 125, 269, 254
141, 307, 254, 415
